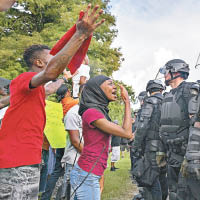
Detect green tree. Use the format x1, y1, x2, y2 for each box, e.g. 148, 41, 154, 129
0, 0, 135, 118
0, 0, 122, 79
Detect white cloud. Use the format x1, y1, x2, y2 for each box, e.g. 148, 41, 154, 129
110, 0, 200, 96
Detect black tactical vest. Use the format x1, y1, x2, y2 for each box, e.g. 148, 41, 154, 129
160, 82, 191, 138
144, 93, 164, 153
185, 82, 200, 163
146, 94, 163, 140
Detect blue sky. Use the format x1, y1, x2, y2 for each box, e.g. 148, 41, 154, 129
109, 0, 200, 96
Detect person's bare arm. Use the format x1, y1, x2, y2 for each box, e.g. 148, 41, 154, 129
0, 96, 10, 109
44, 79, 64, 97
99, 175, 104, 195
93, 85, 132, 139
68, 130, 83, 153
0, 0, 15, 12
79, 76, 87, 85
31, 5, 104, 88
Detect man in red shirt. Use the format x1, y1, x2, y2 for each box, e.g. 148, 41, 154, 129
0, 5, 104, 200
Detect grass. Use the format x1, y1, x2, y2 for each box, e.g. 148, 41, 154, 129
101, 152, 138, 200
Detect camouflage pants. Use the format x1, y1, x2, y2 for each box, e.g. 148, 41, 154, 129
0, 165, 40, 200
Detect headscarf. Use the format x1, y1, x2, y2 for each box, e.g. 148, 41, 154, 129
78, 75, 111, 121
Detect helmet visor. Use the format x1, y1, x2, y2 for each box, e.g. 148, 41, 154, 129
160, 62, 189, 75
159, 67, 169, 75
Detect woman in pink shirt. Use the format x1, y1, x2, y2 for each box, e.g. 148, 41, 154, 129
70, 75, 132, 200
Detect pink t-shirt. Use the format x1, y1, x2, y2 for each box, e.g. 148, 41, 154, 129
78, 108, 111, 176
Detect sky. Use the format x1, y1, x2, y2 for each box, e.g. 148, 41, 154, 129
109, 0, 200, 97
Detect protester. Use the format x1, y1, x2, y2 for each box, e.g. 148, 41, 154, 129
47, 146, 56, 178
69, 75, 132, 200
0, 5, 105, 199
41, 148, 65, 200
56, 84, 85, 199
57, 84, 79, 118
72, 55, 90, 98
39, 135, 51, 194
41, 84, 79, 200
110, 120, 121, 171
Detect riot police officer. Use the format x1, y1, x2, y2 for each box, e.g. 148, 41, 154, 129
177, 79, 200, 200
130, 91, 147, 182
132, 80, 167, 200
159, 59, 195, 200
136, 91, 148, 123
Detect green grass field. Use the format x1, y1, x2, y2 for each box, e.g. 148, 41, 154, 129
102, 152, 138, 200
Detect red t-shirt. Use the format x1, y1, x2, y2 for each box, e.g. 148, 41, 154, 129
78, 108, 111, 176
0, 72, 46, 168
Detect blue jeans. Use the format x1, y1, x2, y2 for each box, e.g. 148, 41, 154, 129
47, 146, 56, 175
70, 164, 101, 200
39, 150, 49, 192
41, 148, 64, 200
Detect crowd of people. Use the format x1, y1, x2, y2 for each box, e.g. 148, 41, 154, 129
0, 2, 200, 200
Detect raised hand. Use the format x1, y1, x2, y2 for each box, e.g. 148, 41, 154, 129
120, 85, 130, 103
76, 4, 105, 38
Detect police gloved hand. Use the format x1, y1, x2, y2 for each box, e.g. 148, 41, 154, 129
180, 158, 188, 177
156, 152, 166, 167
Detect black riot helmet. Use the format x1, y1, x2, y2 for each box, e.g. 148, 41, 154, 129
138, 91, 147, 102
146, 79, 165, 93
159, 59, 190, 86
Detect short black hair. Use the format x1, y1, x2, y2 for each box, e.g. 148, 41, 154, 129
23, 44, 50, 69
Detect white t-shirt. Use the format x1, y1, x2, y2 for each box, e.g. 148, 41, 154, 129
72, 64, 90, 98
61, 105, 83, 165
0, 106, 8, 120
0, 106, 8, 127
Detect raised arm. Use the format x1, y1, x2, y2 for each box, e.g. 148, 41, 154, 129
93, 85, 132, 139
30, 5, 104, 88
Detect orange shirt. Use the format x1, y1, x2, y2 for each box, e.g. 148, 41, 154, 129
61, 97, 79, 117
